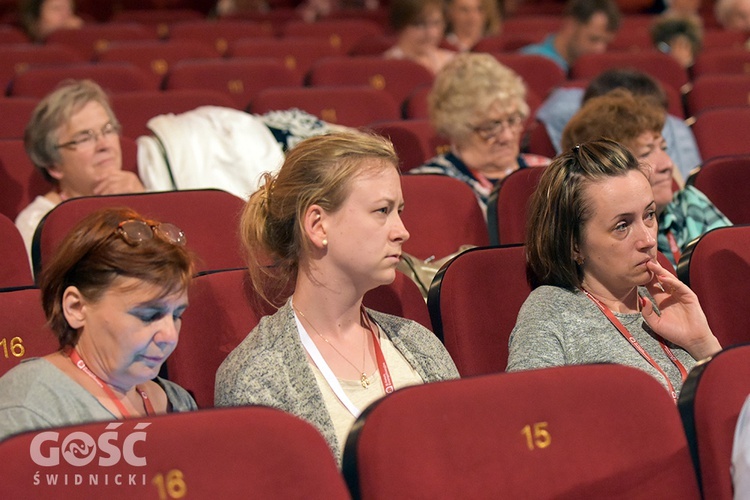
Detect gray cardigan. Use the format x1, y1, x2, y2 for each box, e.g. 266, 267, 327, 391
215, 302, 459, 463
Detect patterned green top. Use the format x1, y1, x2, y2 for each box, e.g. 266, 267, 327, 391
658, 185, 731, 266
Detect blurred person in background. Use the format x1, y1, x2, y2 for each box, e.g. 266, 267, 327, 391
19, 0, 83, 42
384, 0, 456, 75
519, 0, 621, 73
443, 0, 502, 51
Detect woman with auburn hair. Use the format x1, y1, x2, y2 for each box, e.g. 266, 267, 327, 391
0, 207, 197, 442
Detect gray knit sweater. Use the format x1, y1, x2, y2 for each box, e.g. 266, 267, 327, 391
507, 285, 696, 396
215, 302, 459, 465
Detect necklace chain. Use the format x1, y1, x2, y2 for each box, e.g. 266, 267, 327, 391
294, 305, 372, 389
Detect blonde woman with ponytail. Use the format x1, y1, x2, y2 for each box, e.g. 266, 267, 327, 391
215, 132, 458, 467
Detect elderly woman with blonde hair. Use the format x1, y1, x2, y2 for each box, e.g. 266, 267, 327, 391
409, 52, 550, 216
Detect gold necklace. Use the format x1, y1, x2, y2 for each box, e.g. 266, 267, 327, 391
294, 306, 371, 389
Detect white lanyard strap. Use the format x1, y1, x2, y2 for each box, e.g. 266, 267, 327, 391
294, 312, 362, 418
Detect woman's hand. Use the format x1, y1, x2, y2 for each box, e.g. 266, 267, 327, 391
640, 260, 722, 360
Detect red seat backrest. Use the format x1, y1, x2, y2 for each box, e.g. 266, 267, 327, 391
344, 364, 700, 499
427, 245, 529, 375
0, 406, 350, 498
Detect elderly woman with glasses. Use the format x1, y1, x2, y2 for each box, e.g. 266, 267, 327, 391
0, 207, 197, 442
14, 79, 144, 255
408, 53, 549, 217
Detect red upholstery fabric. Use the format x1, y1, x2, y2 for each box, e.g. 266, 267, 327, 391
343, 364, 700, 499
44, 23, 158, 59
0, 406, 350, 498
0, 214, 33, 288
0, 287, 57, 376
221, 8, 302, 36
363, 270, 432, 331
487, 166, 545, 246
399, 175, 489, 260
0, 139, 46, 221
0, 25, 29, 44
168, 268, 273, 408
0, 44, 84, 95
0, 98, 39, 139
688, 154, 750, 225
110, 89, 238, 138
570, 51, 690, 95
307, 56, 434, 109
169, 19, 274, 56
164, 58, 301, 110
701, 30, 748, 50
109, 8, 205, 36
8, 62, 157, 98
371, 119, 448, 172
95, 40, 219, 87
525, 119, 557, 158
401, 83, 430, 120
678, 344, 750, 499
427, 245, 529, 375
347, 34, 397, 56
281, 18, 384, 54
692, 107, 750, 162
229, 37, 340, 82
677, 225, 750, 347
501, 15, 561, 35
32, 189, 246, 277
491, 53, 566, 100
693, 48, 750, 79
250, 86, 400, 127
471, 32, 544, 53
687, 74, 750, 118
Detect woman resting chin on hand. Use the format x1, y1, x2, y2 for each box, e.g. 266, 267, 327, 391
507, 139, 721, 401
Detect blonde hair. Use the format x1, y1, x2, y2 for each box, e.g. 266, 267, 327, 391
241, 132, 399, 306
428, 52, 528, 142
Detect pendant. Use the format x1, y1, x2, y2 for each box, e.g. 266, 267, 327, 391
360, 373, 370, 389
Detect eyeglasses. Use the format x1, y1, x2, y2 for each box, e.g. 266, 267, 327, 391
116, 220, 187, 247
55, 122, 121, 151
471, 114, 526, 141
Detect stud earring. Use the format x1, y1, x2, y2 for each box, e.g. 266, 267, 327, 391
574, 256, 584, 265
322, 239, 328, 247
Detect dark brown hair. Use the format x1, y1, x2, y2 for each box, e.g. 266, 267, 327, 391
526, 138, 642, 290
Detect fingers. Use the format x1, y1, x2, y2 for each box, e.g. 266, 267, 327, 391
645, 260, 679, 294
93, 172, 143, 195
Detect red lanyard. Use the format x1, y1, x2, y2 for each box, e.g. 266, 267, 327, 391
363, 315, 395, 394
69, 348, 155, 418
666, 231, 681, 264
582, 289, 688, 402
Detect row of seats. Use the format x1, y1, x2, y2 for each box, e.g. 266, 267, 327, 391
5, 215, 750, 388
1, 346, 749, 498
1, 89, 749, 179
4, 148, 750, 289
